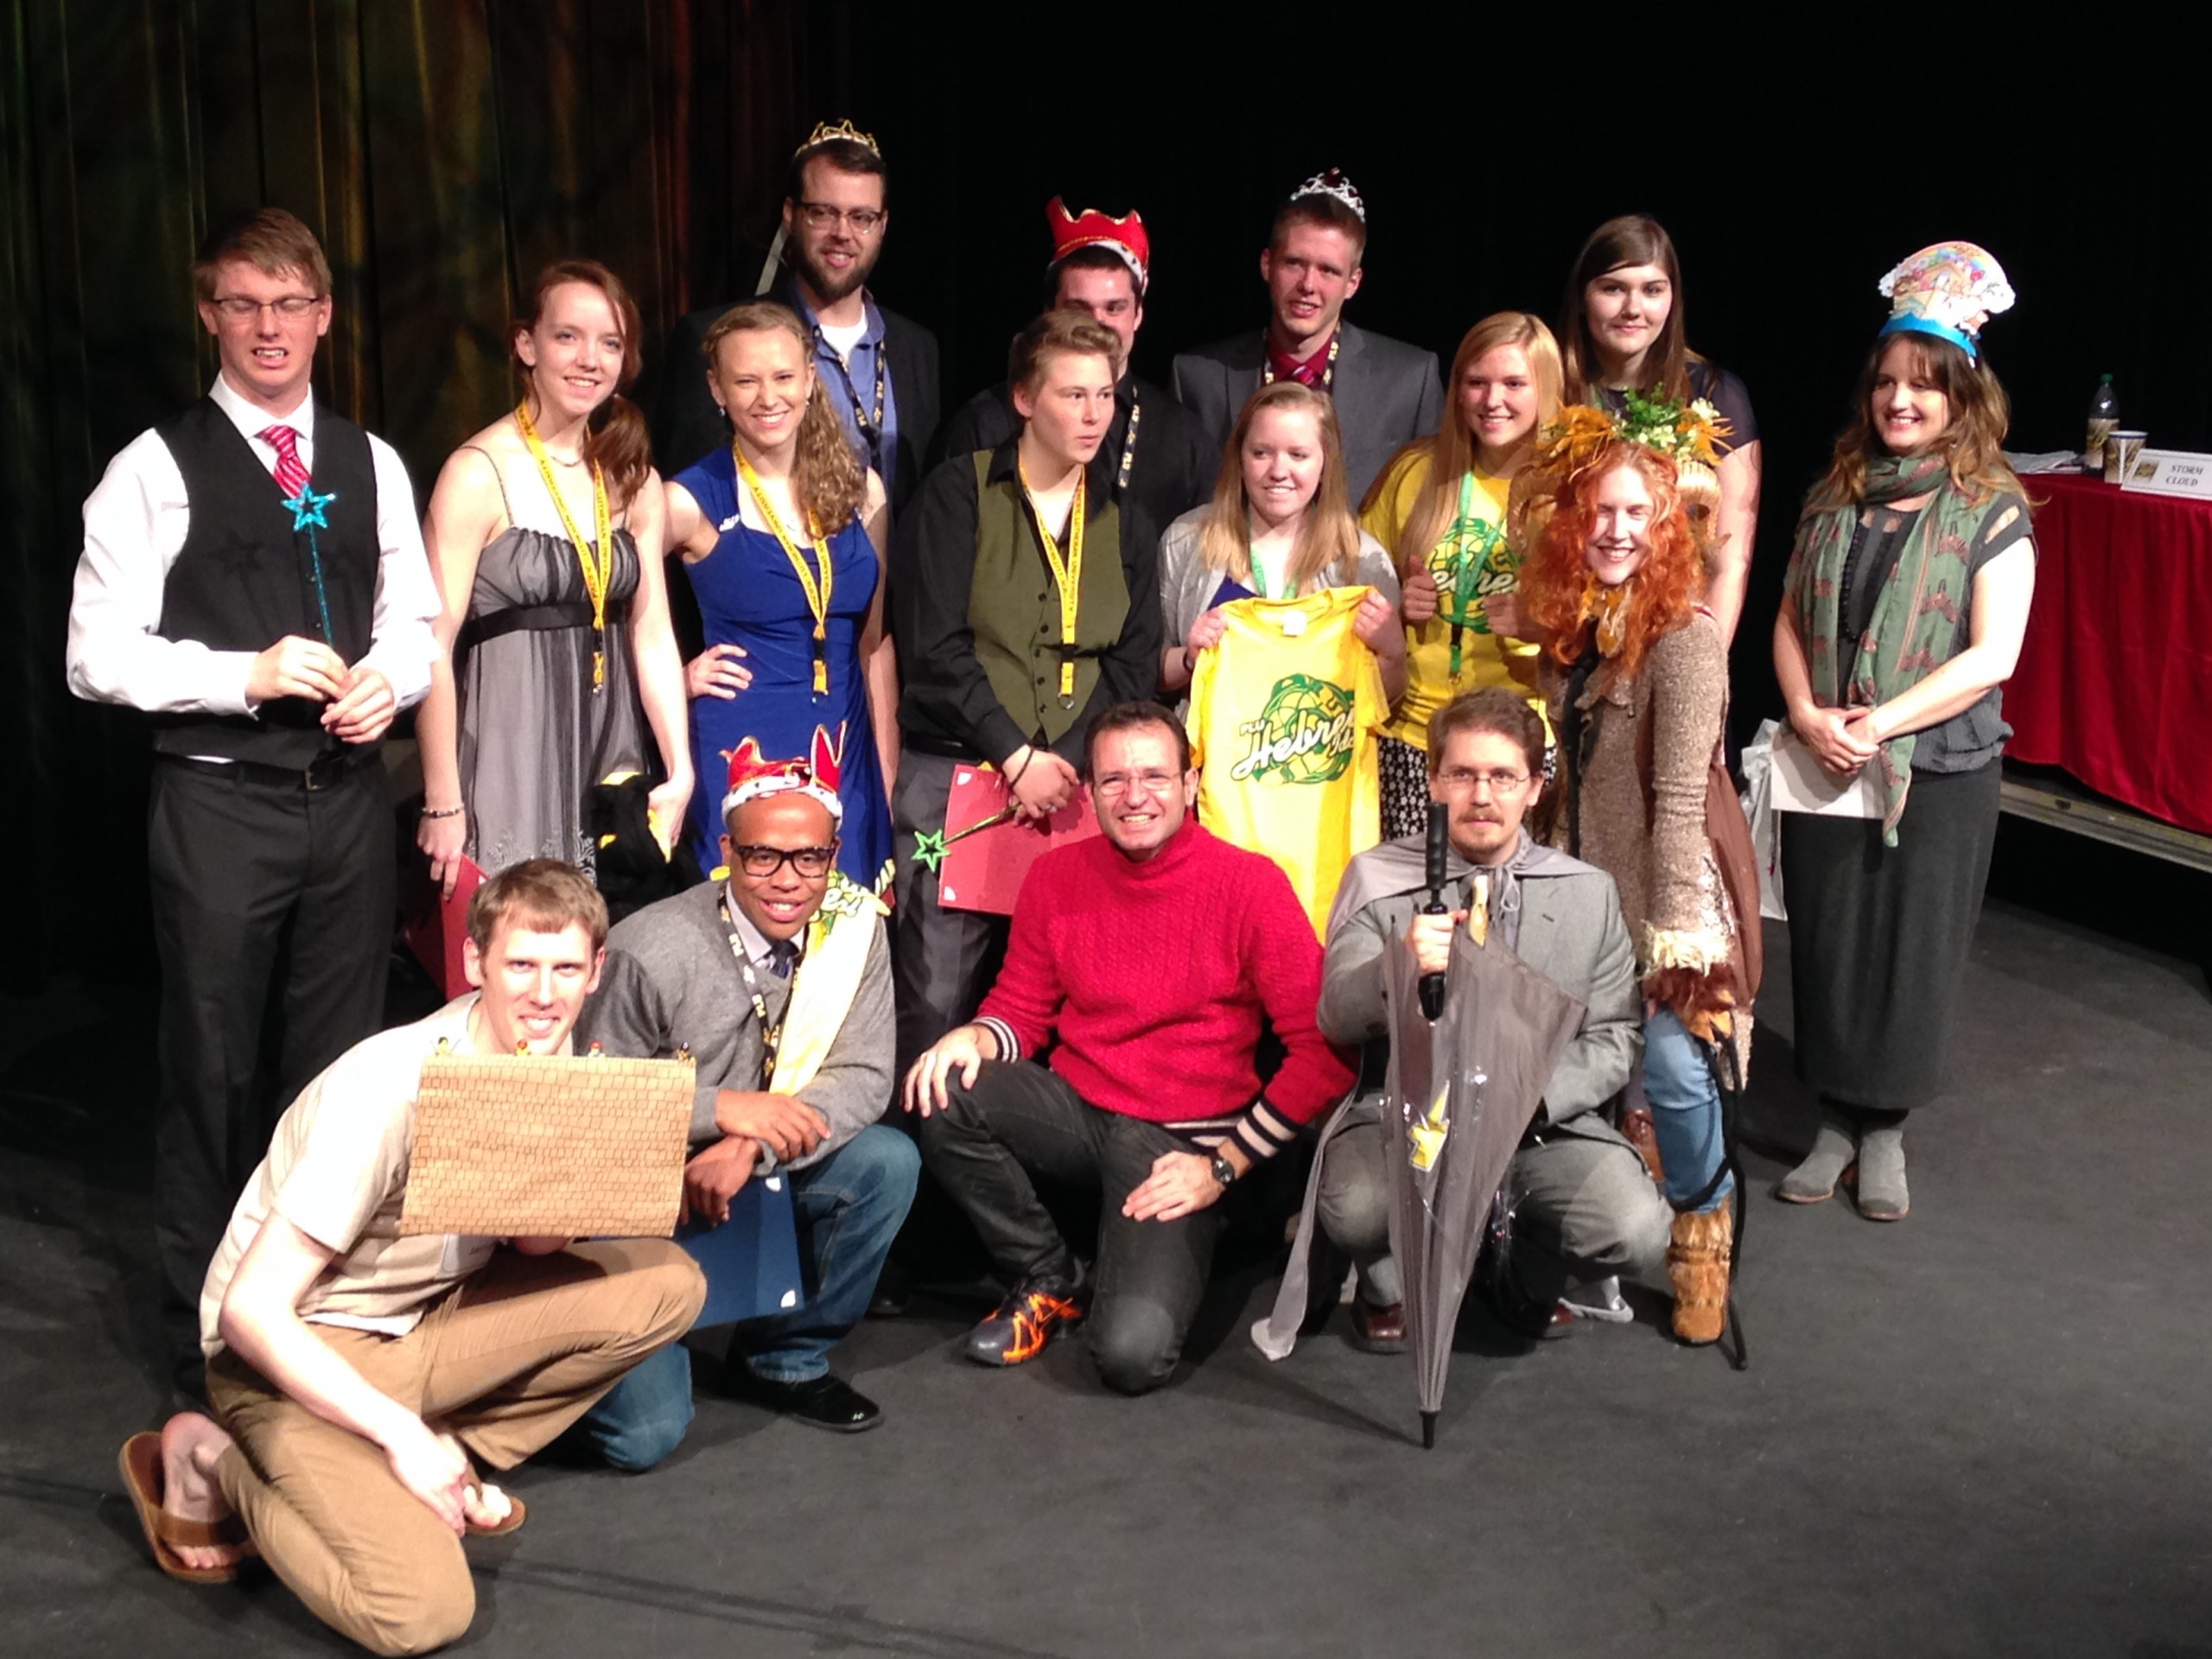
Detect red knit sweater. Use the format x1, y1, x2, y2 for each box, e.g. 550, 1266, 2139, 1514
976, 824, 1354, 1162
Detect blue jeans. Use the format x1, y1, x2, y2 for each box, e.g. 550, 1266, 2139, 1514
1641, 1006, 1732, 1213
576, 1124, 919, 1471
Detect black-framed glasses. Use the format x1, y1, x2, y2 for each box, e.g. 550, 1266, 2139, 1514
1435, 766, 1530, 795
798, 202, 885, 234
731, 843, 837, 879
210, 295, 324, 320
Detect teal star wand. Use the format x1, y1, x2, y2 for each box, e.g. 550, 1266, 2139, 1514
283, 486, 338, 642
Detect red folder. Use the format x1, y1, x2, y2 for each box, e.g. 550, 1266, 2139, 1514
937, 765, 1099, 915
401, 855, 487, 1000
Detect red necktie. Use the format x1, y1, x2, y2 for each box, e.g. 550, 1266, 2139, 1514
259, 423, 310, 499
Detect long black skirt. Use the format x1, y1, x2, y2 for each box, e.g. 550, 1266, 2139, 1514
1778, 760, 2001, 1112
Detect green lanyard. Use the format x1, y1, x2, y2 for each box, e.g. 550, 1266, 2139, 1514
1245, 518, 1294, 600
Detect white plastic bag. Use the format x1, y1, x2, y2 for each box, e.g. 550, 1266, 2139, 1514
1740, 720, 1786, 921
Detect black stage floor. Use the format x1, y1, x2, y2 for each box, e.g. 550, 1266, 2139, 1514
6, 828, 2210, 1657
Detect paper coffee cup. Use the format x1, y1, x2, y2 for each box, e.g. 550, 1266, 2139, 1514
2107, 429, 2147, 484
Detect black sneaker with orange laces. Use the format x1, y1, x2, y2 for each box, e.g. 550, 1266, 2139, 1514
963, 1272, 1087, 1367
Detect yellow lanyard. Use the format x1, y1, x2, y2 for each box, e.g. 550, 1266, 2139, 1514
515, 403, 613, 690
1018, 461, 1085, 708
734, 446, 836, 696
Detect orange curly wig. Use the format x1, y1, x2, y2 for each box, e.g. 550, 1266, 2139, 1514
1520, 442, 1705, 684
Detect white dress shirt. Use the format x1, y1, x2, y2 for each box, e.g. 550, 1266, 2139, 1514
65, 373, 440, 719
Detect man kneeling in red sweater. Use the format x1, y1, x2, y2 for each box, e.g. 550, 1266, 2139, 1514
901, 701, 1354, 1392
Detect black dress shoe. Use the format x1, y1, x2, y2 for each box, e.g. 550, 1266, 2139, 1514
729, 1370, 882, 1433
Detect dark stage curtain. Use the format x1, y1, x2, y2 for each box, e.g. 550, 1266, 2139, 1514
0, 0, 849, 989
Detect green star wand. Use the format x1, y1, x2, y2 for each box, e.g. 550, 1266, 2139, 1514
908, 804, 1020, 874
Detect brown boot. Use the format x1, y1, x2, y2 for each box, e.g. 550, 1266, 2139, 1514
1667, 1205, 1732, 1345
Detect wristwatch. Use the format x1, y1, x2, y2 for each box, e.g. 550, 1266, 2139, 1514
1209, 1151, 1237, 1190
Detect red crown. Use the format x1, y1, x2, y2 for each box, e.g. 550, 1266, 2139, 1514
1046, 197, 1149, 290
721, 725, 846, 824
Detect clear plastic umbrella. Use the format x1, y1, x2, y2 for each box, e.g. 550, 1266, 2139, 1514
1383, 924, 1585, 1447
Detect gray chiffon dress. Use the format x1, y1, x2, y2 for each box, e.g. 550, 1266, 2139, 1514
454, 472, 649, 874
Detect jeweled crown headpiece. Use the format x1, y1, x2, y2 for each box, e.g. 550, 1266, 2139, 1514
794, 118, 880, 159
722, 728, 845, 826
1878, 241, 2013, 362
1046, 198, 1149, 291
1290, 168, 1365, 224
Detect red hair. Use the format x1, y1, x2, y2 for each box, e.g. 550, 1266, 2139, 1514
1520, 442, 1703, 684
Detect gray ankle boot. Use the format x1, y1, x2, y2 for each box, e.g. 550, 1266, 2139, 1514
1854, 1122, 1909, 1220
1776, 1110, 1856, 1203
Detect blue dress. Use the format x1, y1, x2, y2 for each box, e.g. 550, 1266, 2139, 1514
673, 448, 892, 890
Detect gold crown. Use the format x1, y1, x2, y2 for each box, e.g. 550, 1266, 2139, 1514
795, 118, 879, 158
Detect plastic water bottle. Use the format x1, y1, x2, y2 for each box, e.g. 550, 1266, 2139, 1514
2085, 374, 2119, 474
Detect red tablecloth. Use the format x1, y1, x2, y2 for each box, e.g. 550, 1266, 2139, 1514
2007, 470, 2212, 834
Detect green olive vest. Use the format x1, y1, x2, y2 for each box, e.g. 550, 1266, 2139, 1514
968, 451, 1129, 746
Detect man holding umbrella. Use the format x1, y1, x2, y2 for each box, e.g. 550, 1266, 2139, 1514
1257, 688, 1669, 1360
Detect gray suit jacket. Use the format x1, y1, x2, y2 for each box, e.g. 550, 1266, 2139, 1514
1317, 849, 1640, 1136
1171, 321, 1444, 504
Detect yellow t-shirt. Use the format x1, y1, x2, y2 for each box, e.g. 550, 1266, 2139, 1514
1187, 588, 1388, 937
1361, 448, 1541, 747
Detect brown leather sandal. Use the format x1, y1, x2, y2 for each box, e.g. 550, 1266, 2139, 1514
118, 1432, 251, 1584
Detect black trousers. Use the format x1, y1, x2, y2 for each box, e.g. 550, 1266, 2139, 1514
147, 757, 394, 1396
918, 1059, 1228, 1395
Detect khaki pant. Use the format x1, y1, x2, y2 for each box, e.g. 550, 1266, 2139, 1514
207, 1239, 704, 1656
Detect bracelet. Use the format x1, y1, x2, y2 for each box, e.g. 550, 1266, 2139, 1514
1007, 750, 1033, 787
420, 804, 464, 820
1181, 645, 1195, 679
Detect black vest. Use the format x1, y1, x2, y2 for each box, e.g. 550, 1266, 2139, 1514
151, 399, 381, 765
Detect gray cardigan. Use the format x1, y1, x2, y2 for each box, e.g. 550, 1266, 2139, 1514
579, 881, 894, 1167
1157, 508, 1400, 709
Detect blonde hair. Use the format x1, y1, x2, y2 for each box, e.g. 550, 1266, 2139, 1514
702, 302, 868, 533
1367, 312, 1563, 573
467, 858, 608, 952
1195, 382, 1362, 593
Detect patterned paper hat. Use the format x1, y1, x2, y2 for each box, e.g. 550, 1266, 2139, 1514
721, 726, 845, 825
794, 118, 880, 159
1046, 198, 1149, 290
1878, 242, 2015, 361
1290, 167, 1365, 224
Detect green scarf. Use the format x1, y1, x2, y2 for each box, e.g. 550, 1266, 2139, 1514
1785, 454, 1980, 845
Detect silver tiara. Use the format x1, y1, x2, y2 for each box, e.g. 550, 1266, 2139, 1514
1291, 168, 1365, 224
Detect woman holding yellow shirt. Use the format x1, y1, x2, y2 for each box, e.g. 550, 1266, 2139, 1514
1359, 312, 1560, 838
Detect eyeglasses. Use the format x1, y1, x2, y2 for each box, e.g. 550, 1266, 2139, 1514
731, 843, 836, 878
1435, 767, 1530, 795
798, 202, 885, 235
209, 295, 324, 320
1090, 769, 1184, 800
